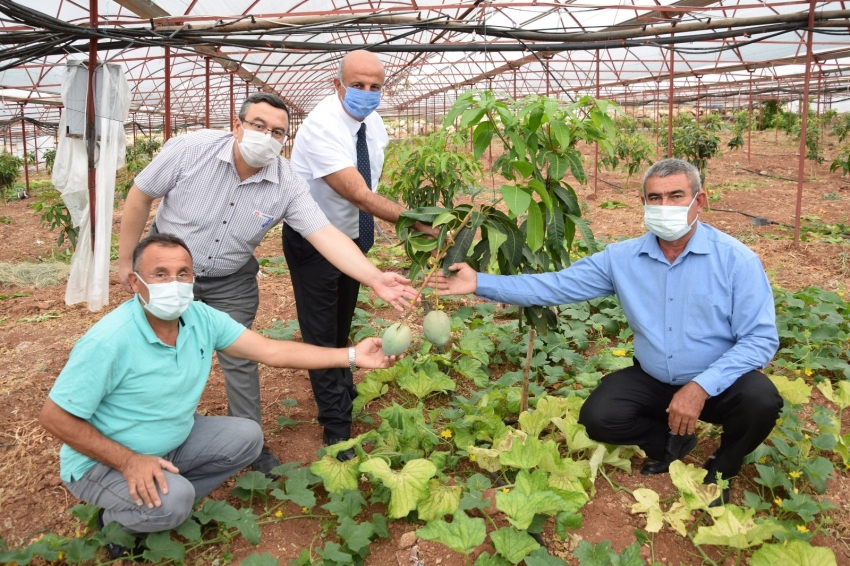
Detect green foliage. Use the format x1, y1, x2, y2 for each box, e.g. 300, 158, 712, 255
600, 114, 654, 189
0, 151, 23, 204
830, 112, 850, 143
30, 188, 78, 249
43, 148, 56, 174
398, 89, 613, 333
727, 110, 750, 151
660, 115, 720, 182
117, 136, 161, 200
830, 145, 850, 177
380, 129, 483, 208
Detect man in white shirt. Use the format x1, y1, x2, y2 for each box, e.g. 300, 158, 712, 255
285, 51, 434, 456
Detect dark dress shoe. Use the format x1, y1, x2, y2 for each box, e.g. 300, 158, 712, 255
323, 431, 356, 462
641, 432, 697, 475
252, 445, 283, 478
96, 509, 145, 561
703, 456, 731, 506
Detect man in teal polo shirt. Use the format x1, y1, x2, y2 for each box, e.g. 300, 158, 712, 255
40, 233, 397, 553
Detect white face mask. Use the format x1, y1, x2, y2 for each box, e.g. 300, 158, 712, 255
237, 129, 282, 168
135, 274, 195, 321
643, 192, 700, 242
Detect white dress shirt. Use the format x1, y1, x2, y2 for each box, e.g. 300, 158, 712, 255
290, 93, 389, 239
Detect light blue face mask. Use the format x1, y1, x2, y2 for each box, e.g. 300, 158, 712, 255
341, 85, 382, 120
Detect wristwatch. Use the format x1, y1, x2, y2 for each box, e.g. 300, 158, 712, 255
348, 346, 357, 372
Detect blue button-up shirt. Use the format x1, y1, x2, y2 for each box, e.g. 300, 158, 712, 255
476, 223, 778, 396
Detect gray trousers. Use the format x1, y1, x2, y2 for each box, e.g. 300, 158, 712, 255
149, 223, 263, 426
65, 415, 262, 533
193, 257, 263, 425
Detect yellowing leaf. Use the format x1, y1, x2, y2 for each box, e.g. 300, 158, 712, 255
499, 435, 543, 470
490, 527, 540, 564
310, 455, 360, 494
695, 506, 784, 549
817, 380, 850, 410
750, 539, 837, 566
669, 461, 722, 510
768, 374, 812, 405
359, 458, 437, 518
417, 480, 462, 521
551, 415, 596, 452
397, 370, 456, 399
495, 489, 567, 530
466, 445, 502, 473
631, 488, 664, 533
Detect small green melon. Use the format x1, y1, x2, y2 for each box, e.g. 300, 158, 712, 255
423, 310, 451, 346
382, 322, 412, 356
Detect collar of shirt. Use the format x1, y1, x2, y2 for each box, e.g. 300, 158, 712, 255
216, 135, 281, 183
331, 94, 367, 137
131, 294, 195, 346
638, 221, 711, 265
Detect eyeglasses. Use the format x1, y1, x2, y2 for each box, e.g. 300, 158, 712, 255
138, 273, 195, 283
241, 120, 289, 143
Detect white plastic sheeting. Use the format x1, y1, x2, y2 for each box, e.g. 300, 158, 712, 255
53, 61, 129, 311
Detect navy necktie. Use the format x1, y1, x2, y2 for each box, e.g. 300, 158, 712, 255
356, 123, 374, 254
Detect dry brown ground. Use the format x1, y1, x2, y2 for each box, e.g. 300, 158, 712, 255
1, 129, 849, 565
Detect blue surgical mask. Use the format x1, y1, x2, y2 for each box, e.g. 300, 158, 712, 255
341, 85, 382, 120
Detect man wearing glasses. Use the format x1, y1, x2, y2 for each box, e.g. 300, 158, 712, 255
117, 93, 418, 476
42, 234, 400, 559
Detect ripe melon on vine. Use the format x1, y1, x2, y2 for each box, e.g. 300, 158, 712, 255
382, 322, 412, 356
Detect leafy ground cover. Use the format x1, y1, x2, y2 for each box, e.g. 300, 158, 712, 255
0, 129, 849, 565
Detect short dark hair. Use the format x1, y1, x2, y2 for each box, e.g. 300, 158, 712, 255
132, 233, 193, 272
238, 92, 290, 123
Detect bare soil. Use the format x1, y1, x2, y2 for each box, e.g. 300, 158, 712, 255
1, 130, 849, 565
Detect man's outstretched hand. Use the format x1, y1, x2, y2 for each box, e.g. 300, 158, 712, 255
120, 453, 179, 509
426, 263, 478, 296
370, 272, 418, 312
354, 337, 402, 369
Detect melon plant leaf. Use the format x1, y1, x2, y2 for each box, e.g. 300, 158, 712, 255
495, 488, 567, 530
311, 454, 360, 494
174, 516, 202, 542
194, 499, 241, 525
768, 374, 812, 405
749, 539, 837, 566
475, 551, 513, 566
353, 378, 388, 413
555, 511, 583, 539
240, 553, 280, 566
551, 415, 596, 452
525, 547, 569, 566
316, 541, 353, 564
417, 479, 462, 521
455, 357, 490, 388
467, 445, 502, 473
359, 458, 437, 518
416, 511, 487, 555
499, 435, 543, 470
630, 488, 664, 533
573, 539, 614, 566
141, 531, 187, 563
397, 370, 456, 399
692, 505, 779, 549
669, 461, 721, 510
501, 184, 532, 217
817, 380, 850, 410
321, 489, 367, 520
62, 538, 98, 563
490, 527, 540, 564
337, 517, 374, 552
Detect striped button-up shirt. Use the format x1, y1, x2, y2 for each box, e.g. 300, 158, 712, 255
134, 130, 329, 277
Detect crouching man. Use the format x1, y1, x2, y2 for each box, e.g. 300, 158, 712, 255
40, 233, 397, 552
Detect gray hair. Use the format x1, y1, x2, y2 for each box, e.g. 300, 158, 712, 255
337, 59, 345, 83
237, 92, 290, 122
641, 158, 702, 197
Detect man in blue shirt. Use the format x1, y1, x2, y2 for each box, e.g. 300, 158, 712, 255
40, 234, 398, 557
440, 159, 781, 505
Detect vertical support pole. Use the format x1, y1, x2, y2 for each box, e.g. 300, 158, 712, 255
205, 57, 211, 129
594, 51, 600, 197
86, 0, 98, 247
33, 126, 39, 174
695, 77, 701, 124
667, 44, 674, 159
20, 107, 30, 194
164, 46, 171, 141
132, 115, 136, 146
655, 86, 660, 159
748, 72, 753, 163
545, 59, 550, 97
794, 0, 817, 246
230, 73, 235, 131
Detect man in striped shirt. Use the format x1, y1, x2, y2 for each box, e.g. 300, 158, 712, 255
117, 92, 417, 475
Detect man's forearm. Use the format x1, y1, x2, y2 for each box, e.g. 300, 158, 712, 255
40, 399, 136, 473
118, 185, 156, 268
305, 224, 382, 287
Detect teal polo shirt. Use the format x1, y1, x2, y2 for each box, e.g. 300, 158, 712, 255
49, 296, 245, 482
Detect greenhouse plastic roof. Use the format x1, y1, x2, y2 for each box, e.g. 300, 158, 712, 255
1, 0, 849, 136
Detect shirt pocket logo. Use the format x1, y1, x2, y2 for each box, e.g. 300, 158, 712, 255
252, 210, 275, 228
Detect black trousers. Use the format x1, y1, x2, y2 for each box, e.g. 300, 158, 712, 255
578, 359, 782, 478
282, 224, 360, 440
